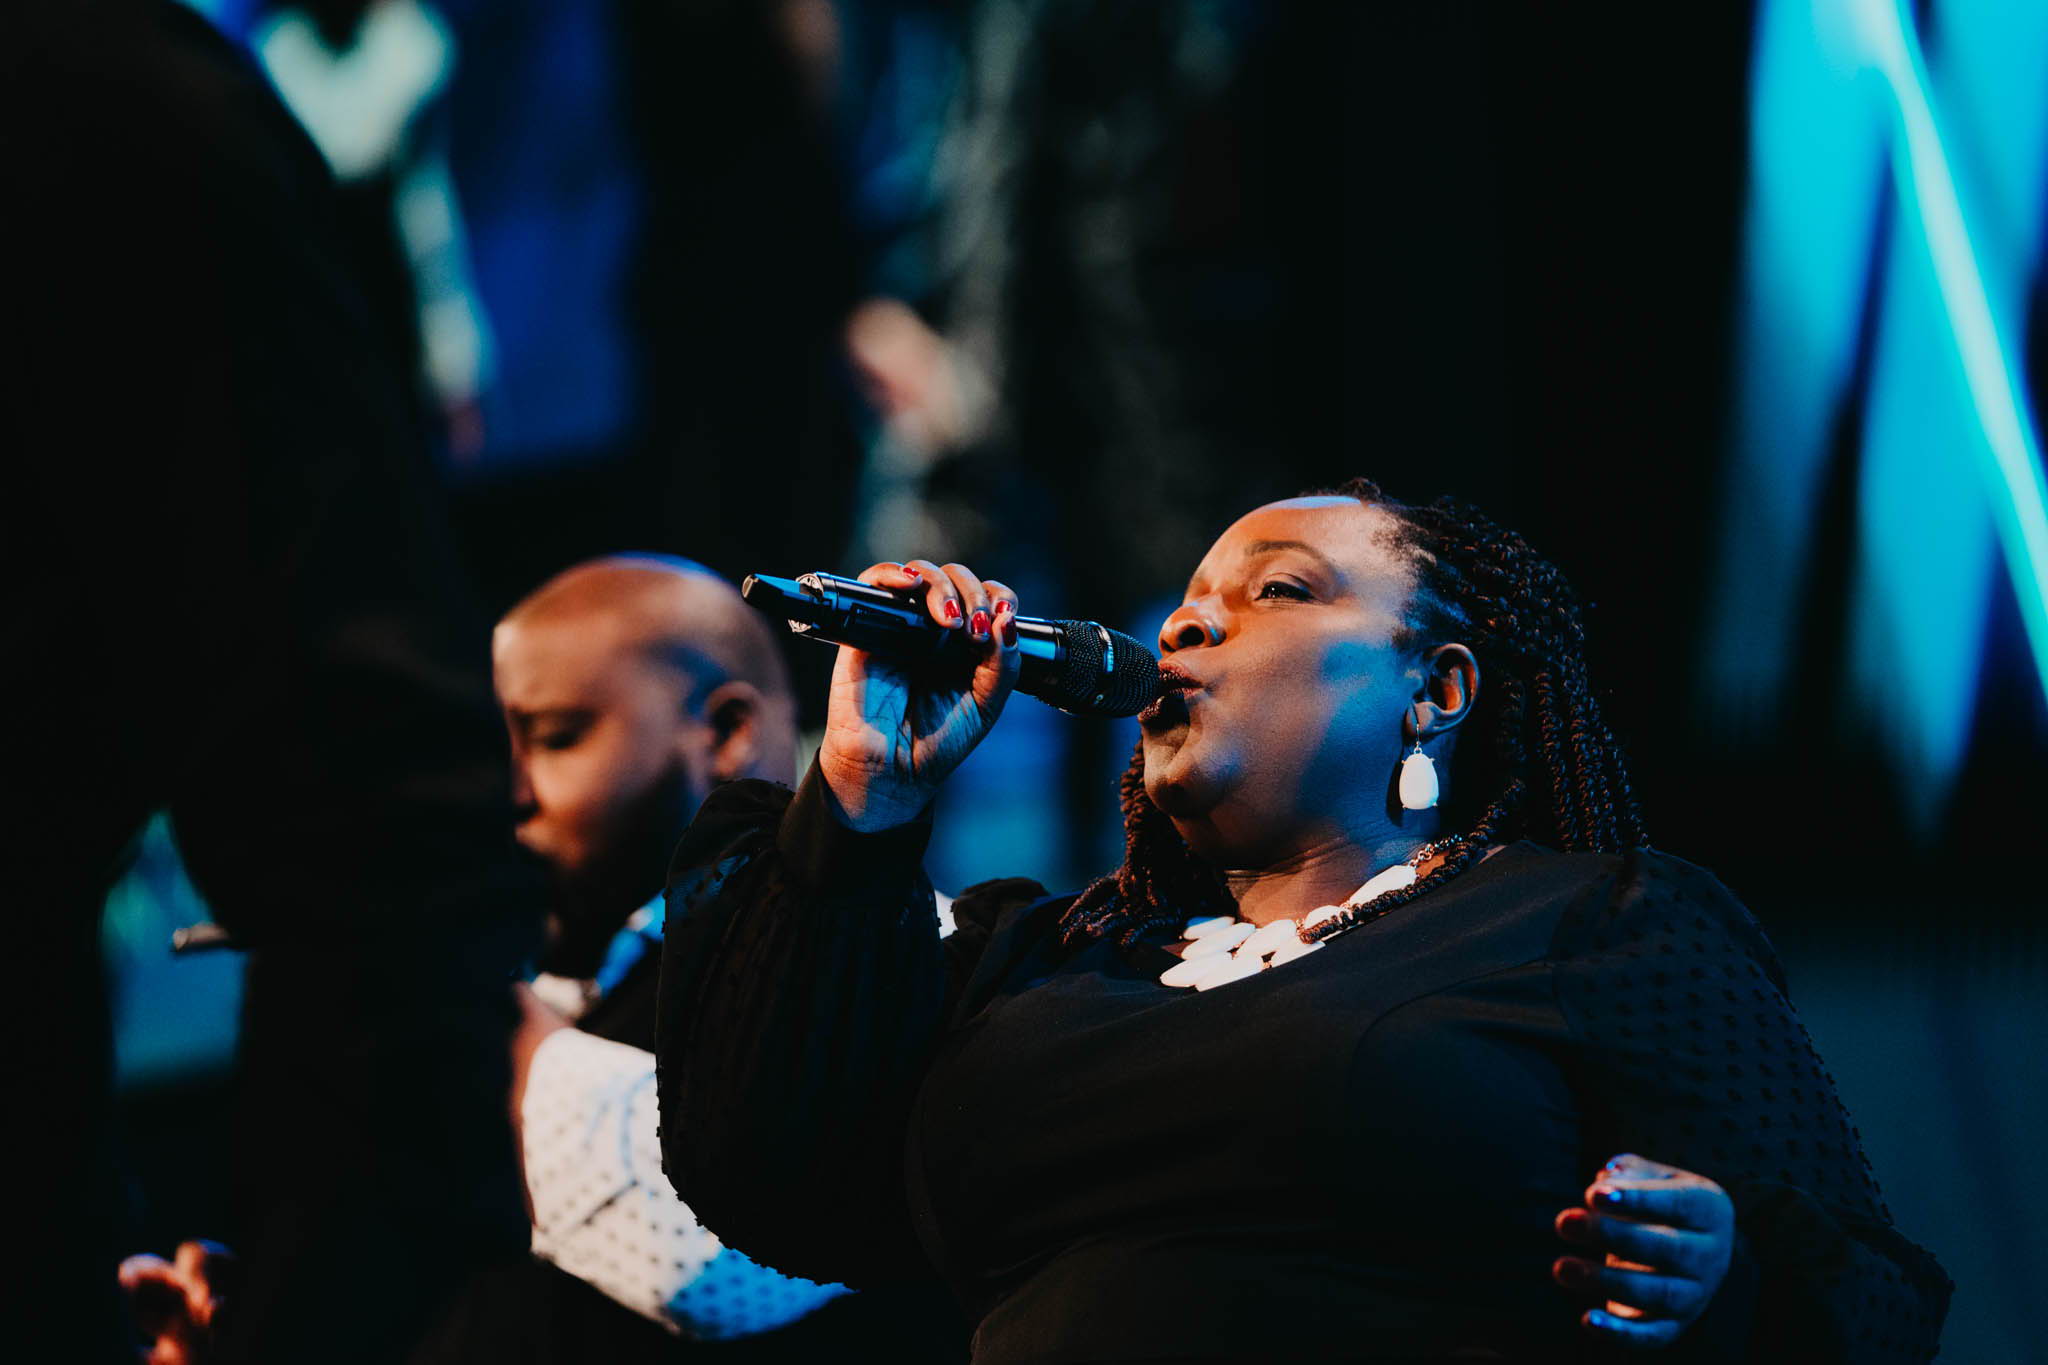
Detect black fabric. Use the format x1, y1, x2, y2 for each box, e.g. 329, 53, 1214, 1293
9, 3, 545, 1359
580, 938, 667, 1051
657, 769, 1950, 1363
417, 1257, 967, 1365
657, 772, 953, 1284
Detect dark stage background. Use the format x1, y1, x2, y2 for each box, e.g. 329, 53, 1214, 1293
102, 2, 2045, 1358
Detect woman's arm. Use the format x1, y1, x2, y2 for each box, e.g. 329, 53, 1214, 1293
658, 556, 1031, 1289
654, 768, 1042, 1288
1552, 850, 1952, 1362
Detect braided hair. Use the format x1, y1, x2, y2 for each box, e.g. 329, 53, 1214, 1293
1058, 477, 1646, 949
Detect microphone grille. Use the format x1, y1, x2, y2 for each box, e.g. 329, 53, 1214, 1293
1046, 622, 1160, 717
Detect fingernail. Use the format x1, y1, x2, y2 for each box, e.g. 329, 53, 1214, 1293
943, 599, 962, 624
1603, 1156, 1627, 1172
1002, 617, 1018, 647
1598, 1187, 1626, 1206
971, 609, 990, 640
1587, 1309, 1617, 1331
1556, 1258, 1590, 1287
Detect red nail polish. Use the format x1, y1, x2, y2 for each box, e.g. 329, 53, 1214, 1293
1002, 617, 1018, 647
971, 609, 990, 639
943, 599, 962, 623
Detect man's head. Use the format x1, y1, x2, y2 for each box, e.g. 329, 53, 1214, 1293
492, 556, 797, 973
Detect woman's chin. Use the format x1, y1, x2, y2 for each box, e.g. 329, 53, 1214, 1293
1140, 731, 1186, 789
1143, 744, 1225, 821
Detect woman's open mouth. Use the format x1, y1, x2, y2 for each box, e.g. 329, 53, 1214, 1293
1139, 663, 1201, 728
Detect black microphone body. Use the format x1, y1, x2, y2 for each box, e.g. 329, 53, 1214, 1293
741, 571, 1160, 718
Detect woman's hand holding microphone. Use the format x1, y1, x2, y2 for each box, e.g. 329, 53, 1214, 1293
819, 560, 1021, 833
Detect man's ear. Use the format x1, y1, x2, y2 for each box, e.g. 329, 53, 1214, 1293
1406, 643, 1481, 741
698, 679, 765, 782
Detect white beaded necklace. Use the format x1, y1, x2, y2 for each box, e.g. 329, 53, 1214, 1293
1157, 838, 1462, 992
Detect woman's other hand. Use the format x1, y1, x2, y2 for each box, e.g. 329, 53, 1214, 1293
819, 560, 1021, 832
1552, 1153, 1735, 1348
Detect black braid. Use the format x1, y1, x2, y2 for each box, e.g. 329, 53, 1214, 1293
1058, 477, 1646, 950
1532, 670, 1581, 850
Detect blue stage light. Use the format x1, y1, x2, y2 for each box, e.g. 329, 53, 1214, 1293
1710, 0, 2047, 825
1847, 0, 2048, 703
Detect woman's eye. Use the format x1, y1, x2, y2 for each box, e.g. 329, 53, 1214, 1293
1256, 580, 1310, 601
536, 729, 584, 752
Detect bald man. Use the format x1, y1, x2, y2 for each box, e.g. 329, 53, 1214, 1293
494, 555, 799, 997
416, 556, 962, 1363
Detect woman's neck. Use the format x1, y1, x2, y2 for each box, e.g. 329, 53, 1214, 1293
1219, 826, 1442, 928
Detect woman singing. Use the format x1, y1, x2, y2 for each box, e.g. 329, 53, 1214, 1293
654, 482, 1949, 1361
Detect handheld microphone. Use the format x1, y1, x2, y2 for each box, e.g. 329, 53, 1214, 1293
741, 571, 1159, 718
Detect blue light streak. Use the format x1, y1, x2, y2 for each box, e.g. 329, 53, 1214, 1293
1848, 0, 2048, 702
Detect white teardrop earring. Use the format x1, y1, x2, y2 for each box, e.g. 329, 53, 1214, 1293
1398, 741, 1439, 810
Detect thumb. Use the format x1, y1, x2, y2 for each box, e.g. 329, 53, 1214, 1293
1594, 1152, 1683, 1183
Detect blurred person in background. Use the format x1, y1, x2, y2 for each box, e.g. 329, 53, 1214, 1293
414, 555, 965, 1363
496, 558, 801, 1003
10, 2, 545, 1359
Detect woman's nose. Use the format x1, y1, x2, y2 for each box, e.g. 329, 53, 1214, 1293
1159, 605, 1221, 654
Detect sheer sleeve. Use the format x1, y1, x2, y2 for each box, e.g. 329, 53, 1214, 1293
654, 766, 1043, 1289
1551, 850, 1952, 1362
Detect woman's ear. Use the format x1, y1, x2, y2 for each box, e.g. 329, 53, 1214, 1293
698, 679, 765, 782
1407, 643, 1480, 740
